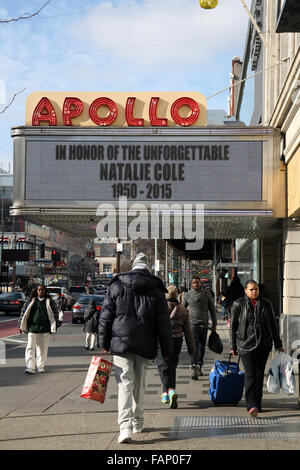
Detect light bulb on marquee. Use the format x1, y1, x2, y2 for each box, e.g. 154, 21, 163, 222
199, 0, 218, 9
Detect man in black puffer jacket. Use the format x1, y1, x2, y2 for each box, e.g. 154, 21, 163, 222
98, 252, 172, 444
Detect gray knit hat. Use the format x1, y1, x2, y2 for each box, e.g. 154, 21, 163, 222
132, 252, 150, 271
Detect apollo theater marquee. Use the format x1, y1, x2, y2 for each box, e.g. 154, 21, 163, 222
10, 91, 285, 241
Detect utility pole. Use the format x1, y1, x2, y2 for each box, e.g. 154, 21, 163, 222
116, 239, 121, 274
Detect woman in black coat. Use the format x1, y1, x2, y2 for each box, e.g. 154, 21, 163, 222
230, 280, 283, 417
83, 298, 100, 350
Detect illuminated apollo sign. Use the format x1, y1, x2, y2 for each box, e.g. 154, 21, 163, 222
25, 92, 207, 127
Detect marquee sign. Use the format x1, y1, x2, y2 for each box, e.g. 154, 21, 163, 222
26, 92, 207, 128
25, 138, 262, 202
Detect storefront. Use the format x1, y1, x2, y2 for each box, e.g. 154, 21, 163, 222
11, 90, 285, 316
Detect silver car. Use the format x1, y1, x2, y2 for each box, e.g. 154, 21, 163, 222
72, 294, 105, 324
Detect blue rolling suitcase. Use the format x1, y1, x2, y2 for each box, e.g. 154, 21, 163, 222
209, 355, 244, 405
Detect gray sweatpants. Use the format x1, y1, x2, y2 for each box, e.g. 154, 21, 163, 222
113, 353, 148, 431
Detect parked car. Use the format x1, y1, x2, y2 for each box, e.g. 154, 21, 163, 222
0, 292, 27, 314
69, 286, 96, 303
72, 294, 105, 324
47, 286, 73, 310
95, 287, 107, 295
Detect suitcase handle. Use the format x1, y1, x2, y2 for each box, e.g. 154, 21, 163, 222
226, 353, 241, 373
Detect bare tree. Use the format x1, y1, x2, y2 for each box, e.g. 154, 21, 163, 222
0, 88, 26, 115
0, 1, 52, 24
0, 1, 52, 114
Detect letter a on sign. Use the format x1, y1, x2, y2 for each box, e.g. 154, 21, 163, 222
32, 97, 57, 126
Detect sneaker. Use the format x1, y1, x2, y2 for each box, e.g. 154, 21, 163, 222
196, 364, 203, 376
169, 389, 178, 409
118, 428, 133, 444
161, 392, 169, 404
37, 368, 45, 373
190, 365, 198, 380
25, 368, 35, 374
132, 424, 144, 434
249, 407, 258, 418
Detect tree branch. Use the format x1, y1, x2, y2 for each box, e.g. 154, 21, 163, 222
0, 88, 26, 115
0, 0, 52, 24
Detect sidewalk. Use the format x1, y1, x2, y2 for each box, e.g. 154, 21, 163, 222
0, 315, 300, 451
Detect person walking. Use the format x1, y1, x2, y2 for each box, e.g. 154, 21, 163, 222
183, 276, 217, 379
98, 253, 172, 444
229, 280, 284, 417
225, 276, 245, 313
157, 285, 195, 409
19, 285, 61, 374
84, 298, 100, 351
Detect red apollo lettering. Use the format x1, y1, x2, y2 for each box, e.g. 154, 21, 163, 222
32, 97, 57, 126
125, 98, 144, 126
170, 97, 199, 126
31, 96, 201, 127
63, 97, 83, 126
89, 97, 118, 126
149, 97, 168, 126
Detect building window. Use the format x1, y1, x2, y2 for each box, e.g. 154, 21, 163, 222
103, 264, 112, 272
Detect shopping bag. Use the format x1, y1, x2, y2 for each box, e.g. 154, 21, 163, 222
208, 330, 223, 354
266, 358, 280, 394
80, 356, 113, 403
278, 352, 296, 395
267, 352, 296, 395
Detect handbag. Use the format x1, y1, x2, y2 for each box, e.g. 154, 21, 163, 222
208, 330, 223, 354
80, 356, 113, 403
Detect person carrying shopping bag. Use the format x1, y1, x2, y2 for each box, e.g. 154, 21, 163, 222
84, 298, 100, 351
98, 252, 172, 444
157, 285, 195, 409
229, 279, 284, 417
19, 285, 61, 374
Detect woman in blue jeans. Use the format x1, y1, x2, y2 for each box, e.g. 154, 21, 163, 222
157, 286, 195, 409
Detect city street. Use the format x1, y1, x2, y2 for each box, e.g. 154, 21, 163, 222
1, 309, 300, 452
1, 3, 300, 459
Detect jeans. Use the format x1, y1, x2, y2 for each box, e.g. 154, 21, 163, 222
25, 332, 50, 370
190, 324, 208, 367
113, 353, 148, 431
240, 347, 270, 411
157, 337, 183, 392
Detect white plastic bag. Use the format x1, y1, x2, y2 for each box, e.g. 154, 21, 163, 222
279, 353, 296, 395
267, 352, 296, 395
267, 354, 281, 394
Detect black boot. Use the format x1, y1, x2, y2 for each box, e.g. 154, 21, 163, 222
190, 364, 198, 380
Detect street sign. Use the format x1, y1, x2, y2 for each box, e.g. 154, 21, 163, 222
2, 249, 30, 262
116, 243, 123, 252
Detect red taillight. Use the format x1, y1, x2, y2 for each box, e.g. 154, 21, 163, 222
96, 306, 102, 311
73, 305, 81, 309
10, 300, 20, 304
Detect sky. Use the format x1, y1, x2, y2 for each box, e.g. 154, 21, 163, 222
0, 0, 253, 171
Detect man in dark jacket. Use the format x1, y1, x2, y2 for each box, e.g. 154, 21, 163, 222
84, 298, 100, 350
183, 276, 217, 379
225, 276, 245, 313
98, 253, 172, 444
230, 280, 283, 417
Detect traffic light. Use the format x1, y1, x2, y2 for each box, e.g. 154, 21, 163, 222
51, 250, 61, 263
